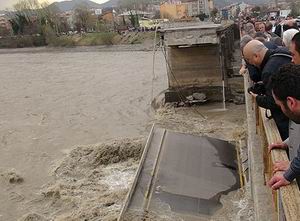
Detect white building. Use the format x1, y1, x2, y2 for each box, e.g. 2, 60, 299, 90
182, 0, 213, 16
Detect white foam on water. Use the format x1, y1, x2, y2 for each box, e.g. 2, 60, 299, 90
101, 163, 137, 191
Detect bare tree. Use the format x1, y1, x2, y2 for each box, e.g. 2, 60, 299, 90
8, 0, 61, 35
74, 5, 95, 32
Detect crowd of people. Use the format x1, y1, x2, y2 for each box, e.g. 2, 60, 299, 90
239, 17, 300, 190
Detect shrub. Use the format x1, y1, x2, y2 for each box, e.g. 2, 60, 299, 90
32, 36, 46, 47
100, 32, 116, 45
48, 36, 75, 47
15, 36, 33, 47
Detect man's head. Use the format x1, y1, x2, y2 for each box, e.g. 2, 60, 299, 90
291, 32, 300, 64
283, 19, 298, 31
240, 35, 253, 51
244, 22, 255, 33
258, 22, 266, 32
270, 64, 300, 123
265, 21, 273, 32
283, 28, 299, 49
243, 40, 268, 67
254, 31, 267, 43
254, 22, 261, 32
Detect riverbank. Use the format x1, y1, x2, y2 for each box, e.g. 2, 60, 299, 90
0, 32, 157, 49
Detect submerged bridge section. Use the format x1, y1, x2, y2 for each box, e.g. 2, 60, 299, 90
118, 126, 240, 221
159, 22, 239, 103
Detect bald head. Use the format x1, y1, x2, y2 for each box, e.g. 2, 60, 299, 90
243, 40, 268, 67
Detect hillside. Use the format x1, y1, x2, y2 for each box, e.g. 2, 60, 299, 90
50, 0, 102, 11
100, 0, 119, 8
50, 0, 269, 12
214, 0, 269, 8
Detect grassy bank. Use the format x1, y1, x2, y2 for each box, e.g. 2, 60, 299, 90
0, 32, 158, 49
0, 36, 46, 48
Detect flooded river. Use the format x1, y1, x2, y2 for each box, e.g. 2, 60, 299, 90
0, 46, 252, 221
0, 46, 167, 220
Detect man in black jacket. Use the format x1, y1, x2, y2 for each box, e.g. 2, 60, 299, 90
240, 35, 278, 82
243, 40, 291, 140
268, 64, 300, 189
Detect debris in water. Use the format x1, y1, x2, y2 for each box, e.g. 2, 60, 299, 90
0, 168, 24, 184
17, 213, 48, 221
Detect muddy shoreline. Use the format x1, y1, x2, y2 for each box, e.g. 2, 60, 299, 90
0, 44, 154, 55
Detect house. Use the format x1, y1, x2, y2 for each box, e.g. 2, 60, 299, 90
222, 2, 249, 19
180, 0, 214, 17
99, 8, 117, 23
280, 9, 291, 18
160, 2, 188, 20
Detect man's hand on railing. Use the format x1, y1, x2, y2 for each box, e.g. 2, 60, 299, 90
268, 142, 288, 153
268, 172, 291, 190
239, 64, 247, 75
273, 161, 290, 173
249, 91, 258, 98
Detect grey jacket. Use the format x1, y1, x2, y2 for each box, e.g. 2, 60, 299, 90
283, 122, 300, 182
283, 121, 300, 159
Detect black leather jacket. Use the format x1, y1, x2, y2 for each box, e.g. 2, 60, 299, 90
255, 48, 292, 140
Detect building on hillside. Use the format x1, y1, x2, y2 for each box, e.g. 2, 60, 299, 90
160, 2, 188, 20
268, 0, 290, 8
244, 5, 253, 15
118, 10, 154, 19
101, 9, 115, 23
238, 2, 250, 12
222, 2, 248, 19
280, 9, 291, 18
94, 9, 103, 15
181, 0, 213, 17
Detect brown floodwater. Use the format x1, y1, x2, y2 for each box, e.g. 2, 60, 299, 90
0, 46, 167, 220
0, 46, 252, 221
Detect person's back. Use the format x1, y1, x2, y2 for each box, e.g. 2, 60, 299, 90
260, 47, 291, 85
256, 47, 292, 139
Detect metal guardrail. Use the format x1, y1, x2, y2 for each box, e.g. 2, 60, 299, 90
244, 71, 300, 221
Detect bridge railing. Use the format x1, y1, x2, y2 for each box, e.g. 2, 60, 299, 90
244, 71, 300, 221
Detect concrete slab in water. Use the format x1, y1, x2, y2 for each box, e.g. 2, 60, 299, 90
118, 126, 240, 221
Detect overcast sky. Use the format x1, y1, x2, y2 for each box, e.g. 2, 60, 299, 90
0, 0, 109, 10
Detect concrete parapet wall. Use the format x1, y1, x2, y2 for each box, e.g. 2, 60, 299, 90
164, 28, 219, 46
244, 72, 277, 221
167, 45, 222, 88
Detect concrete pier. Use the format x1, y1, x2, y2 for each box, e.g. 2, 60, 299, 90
160, 22, 237, 102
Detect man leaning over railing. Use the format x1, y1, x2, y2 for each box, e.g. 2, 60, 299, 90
243, 39, 291, 140
268, 64, 300, 190
268, 32, 300, 188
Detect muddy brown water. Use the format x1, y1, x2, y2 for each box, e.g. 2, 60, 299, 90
0, 46, 167, 220
0, 46, 253, 221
